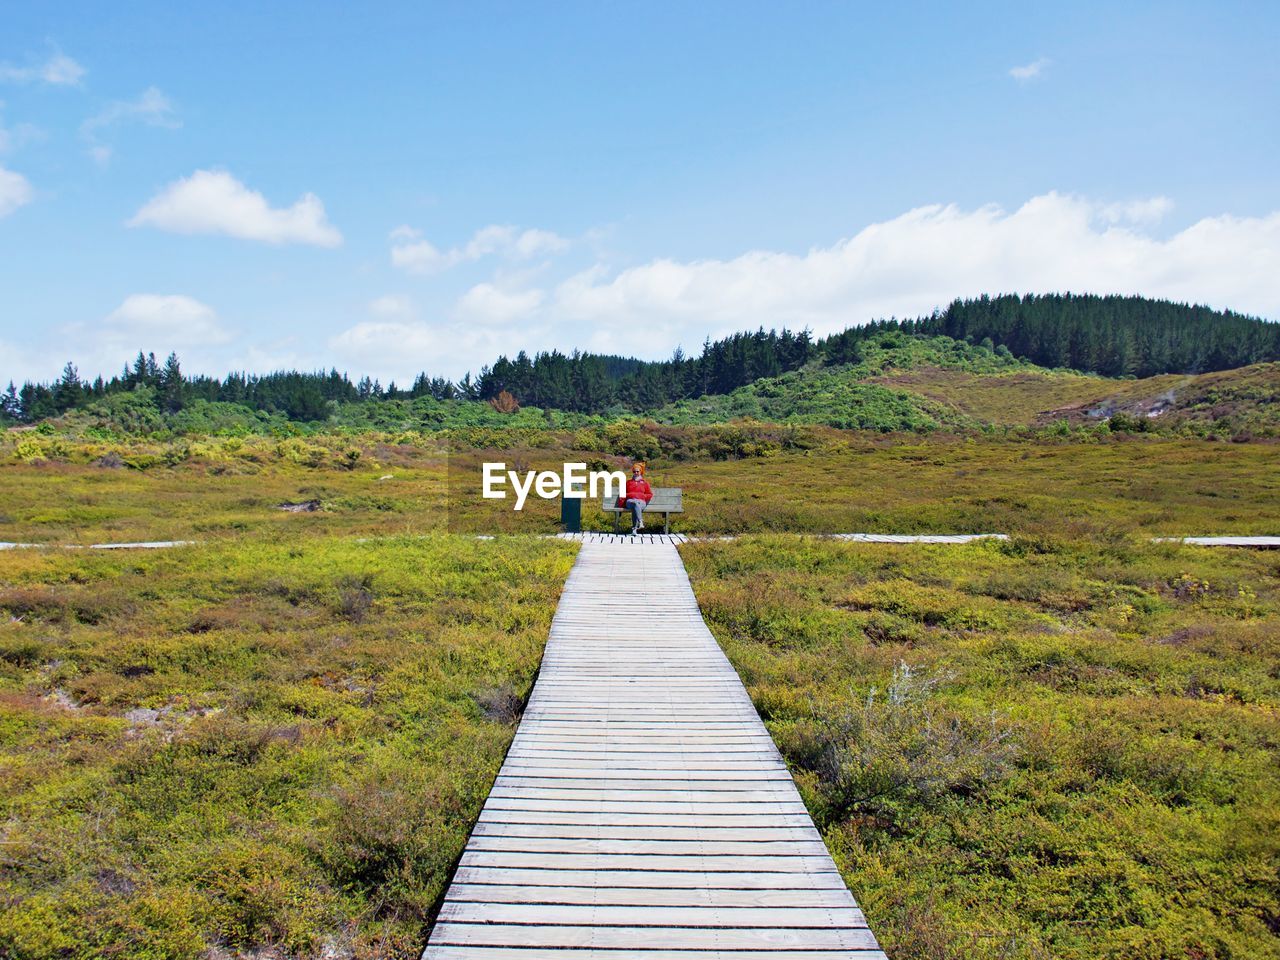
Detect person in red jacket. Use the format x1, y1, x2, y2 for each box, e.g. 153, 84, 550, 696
618, 461, 653, 534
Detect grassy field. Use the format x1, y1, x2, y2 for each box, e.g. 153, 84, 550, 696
647, 438, 1278, 537
0, 535, 576, 959
681, 535, 1280, 960
1, 426, 1277, 959
0, 433, 450, 545
1, 436, 1277, 543
0, 459, 448, 544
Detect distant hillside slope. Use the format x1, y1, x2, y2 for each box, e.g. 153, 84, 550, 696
653, 333, 1009, 431
654, 332, 1280, 436
478, 293, 1280, 413
867, 362, 1280, 430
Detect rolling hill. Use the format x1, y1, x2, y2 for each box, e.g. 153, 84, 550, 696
651, 332, 1280, 436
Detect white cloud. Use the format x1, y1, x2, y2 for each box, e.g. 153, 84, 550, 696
81, 87, 180, 164
389, 228, 446, 273
224, 342, 312, 375
463, 225, 518, 260
129, 169, 343, 247
328, 321, 444, 385
43, 53, 85, 86
325, 295, 439, 383
368, 294, 415, 319
83, 88, 177, 131
349, 192, 1280, 380
324, 289, 559, 383
390, 223, 569, 274
513, 227, 570, 259
0, 51, 85, 86
17, 295, 233, 385
456, 283, 545, 325
538, 192, 1280, 358
331, 320, 440, 356
1098, 196, 1174, 225
0, 165, 33, 217
104, 294, 230, 346
1009, 57, 1051, 81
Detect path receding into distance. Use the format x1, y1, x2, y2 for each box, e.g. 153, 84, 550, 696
5, 534, 1277, 551
554, 532, 1009, 545
423, 539, 886, 958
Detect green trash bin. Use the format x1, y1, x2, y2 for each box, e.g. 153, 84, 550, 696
560, 494, 582, 533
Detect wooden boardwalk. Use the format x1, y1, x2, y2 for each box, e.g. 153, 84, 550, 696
553, 531, 1008, 546
423, 540, 885, 959
1153, 536, 1280, 548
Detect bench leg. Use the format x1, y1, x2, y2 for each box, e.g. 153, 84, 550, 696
664, 513, 670, 534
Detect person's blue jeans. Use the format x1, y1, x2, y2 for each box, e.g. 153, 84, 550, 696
624, 498, 645, 529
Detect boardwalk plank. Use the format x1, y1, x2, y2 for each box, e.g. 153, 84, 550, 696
442, 883, 855, 907
470, 822, 823, 841
449, 866, 849, 889
437, 902, 867, 926
428, 950, 886, 960
464, 836, 833, 855
429, 923, 880, 949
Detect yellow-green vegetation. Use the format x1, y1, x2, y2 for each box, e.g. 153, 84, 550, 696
1, 415, 1277, 958
2, 435, 1277, 544
0, 428, 459, 544
681, 535, 1280, 960
0, 535, 576, 958
445, 436, 1280, 537
647, 438, 1278, 537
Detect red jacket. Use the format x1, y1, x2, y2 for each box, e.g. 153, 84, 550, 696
617, 477, 652, 507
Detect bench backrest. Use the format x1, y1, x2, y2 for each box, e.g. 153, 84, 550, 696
603, 487, 683, 511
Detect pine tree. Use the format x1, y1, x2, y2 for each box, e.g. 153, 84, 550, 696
19, 382, 56, 421
130, 351, 149, 385
1, 382, 20, 421
53, 362, 82, 412
160, 353, 185, 413
458, 372, 476, 400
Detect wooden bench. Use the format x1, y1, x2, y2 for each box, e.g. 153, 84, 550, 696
602, 487, 684, 533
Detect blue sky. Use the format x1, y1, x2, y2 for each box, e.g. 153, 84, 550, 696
2, 1, 1278, 385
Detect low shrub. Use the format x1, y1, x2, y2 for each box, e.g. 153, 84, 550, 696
807, 662, 1018, 829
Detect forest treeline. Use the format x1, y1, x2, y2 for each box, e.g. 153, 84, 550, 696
919, 293, 1280, 377
4, 293, 1276, 423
